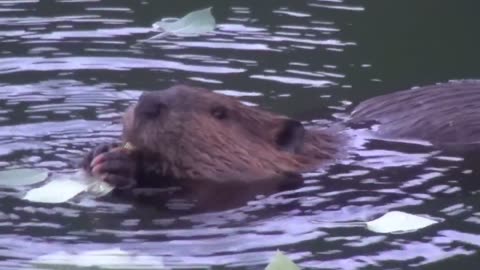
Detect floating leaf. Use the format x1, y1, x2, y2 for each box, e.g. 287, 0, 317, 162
32, 248, 166, 269
265, 250, 301, 270
23, 170, 114, 204
0, 168, 48, 187
366, 211, 438, 234
24, 177, 86, 204
150, 7, 215, 38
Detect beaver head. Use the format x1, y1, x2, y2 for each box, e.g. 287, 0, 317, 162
122, 85, 338, 185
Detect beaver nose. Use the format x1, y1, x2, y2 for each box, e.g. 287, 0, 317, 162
135, 93, 167, 119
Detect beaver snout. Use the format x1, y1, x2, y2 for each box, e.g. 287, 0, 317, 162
135, 93, 168, 120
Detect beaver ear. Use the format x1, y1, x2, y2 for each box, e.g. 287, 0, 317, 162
275, 119, 305, 153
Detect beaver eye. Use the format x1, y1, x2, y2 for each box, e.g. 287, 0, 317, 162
211, 106, 228, 120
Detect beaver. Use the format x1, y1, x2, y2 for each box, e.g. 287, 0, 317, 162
82, 81, 480, 206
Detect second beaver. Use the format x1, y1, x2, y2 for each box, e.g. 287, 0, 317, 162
82, 81, 480, 205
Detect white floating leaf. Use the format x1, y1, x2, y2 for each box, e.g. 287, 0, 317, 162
0, 168, 48, 187
24, 177, 86, 203
33, 248, 165, 269
366, 211, 438, 234
151, 7, 215, 37
23, 170, 114, 204
265, 250, 301, 270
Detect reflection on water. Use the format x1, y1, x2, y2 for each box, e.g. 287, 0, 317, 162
0, 0, 479, 269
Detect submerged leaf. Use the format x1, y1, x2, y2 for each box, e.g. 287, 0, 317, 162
87, 180, 115, 197
24, 178, 86, 203
33, 248, 166, 269
67, 169, 115, 197
366, 211, 438, 234
0, 168, 48, 187
151, 7, 215, 37
265, 250, 301, 270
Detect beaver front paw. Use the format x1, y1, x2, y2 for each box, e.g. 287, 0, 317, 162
82, 143, 137, 189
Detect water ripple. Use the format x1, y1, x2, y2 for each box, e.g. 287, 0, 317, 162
0, 57, 245, 74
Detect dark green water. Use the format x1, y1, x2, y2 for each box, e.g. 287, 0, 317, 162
0, 0, 479, 269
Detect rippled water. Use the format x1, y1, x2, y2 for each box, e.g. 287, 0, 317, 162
0, 0, 480, 269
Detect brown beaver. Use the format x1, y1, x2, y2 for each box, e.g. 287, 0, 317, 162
82, 81, 480, 206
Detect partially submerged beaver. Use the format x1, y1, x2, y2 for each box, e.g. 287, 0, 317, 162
82, 81, 480, 205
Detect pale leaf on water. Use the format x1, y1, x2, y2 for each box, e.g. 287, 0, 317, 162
32, 248, 166, 269
23, 170, 114, 204
366, 211, 439, 234
0, 168, 48, 187
24, 178, 87, 204
265, 250, 301, 270
150, 7, 215, 38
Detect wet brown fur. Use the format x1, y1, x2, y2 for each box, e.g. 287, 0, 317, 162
122, 85, 341, 187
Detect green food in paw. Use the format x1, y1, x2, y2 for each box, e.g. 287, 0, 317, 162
123, 141, 136, 151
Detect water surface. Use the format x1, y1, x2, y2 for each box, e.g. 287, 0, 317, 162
0, 0, 479, 269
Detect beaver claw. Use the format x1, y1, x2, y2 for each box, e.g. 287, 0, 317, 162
82, 143, 137, 189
